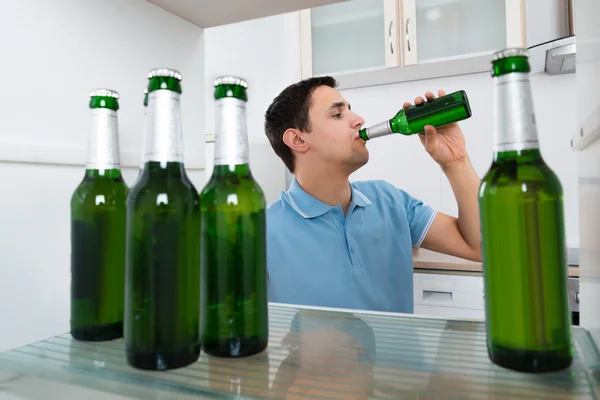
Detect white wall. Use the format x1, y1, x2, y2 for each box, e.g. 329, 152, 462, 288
346, 72, 579, 248
525, 0, 570, 46
0, 0, 205, 169
204, 12, 302, 143
0, 0, 205, 352
203, 12, 302, 204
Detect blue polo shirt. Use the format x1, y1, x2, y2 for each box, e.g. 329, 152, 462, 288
266, 178, 437, 314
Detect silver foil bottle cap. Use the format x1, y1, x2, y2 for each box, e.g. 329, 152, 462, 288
148, 68, 182, 80
89, 89, 119, 98
491, 48, 529, 61
214, 76, 248, 88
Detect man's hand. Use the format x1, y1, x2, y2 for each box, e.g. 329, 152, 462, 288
403, 89, 467, 170
405, 89, 482, 262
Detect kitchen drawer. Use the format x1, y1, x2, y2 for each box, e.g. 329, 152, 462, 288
414, 288, 485, 310
414, 272, 484, 293
414, 304, 485, 321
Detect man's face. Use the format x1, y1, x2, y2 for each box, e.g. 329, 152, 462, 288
302, 85, 368, 174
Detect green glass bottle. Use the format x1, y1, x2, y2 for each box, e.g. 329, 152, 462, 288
70, 89, 129, 341
200, 76, 268, 357
478, 48, 573, 373
124, 68, 201, 370
359, 90, 471, 141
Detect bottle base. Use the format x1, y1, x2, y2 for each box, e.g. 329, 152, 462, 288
489, 343, 572, 373
126, 343, 200, 370
202, 336, 267, 358
70, 321, 123, 342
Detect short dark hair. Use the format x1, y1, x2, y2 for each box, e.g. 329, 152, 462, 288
264, 76, 337, 173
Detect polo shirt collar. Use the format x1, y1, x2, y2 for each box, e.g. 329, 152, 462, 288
285, 178, 372, 219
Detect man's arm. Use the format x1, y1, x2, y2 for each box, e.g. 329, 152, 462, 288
421, 157, 482, 262
405, 89, 483, 262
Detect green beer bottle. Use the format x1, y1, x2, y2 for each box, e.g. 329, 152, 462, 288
70, 89, 128, 341
124, 68, 201, 370
200, 76, 268, 357
479, 48, 573, 372
359, 90, 471, 141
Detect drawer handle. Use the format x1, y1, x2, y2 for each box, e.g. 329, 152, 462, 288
423, 290, 452, 304
388, 20, 394, 54
405, 17, 411, 52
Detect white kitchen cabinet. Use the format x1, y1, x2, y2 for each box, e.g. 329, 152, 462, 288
300, 0, 398, 77
413, 272, 485, 321
300, 0, 571, 89
410, 0, 509, 64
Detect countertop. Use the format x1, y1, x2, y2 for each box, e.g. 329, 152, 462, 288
0, 303, 598, 399
413, 247, 580, 277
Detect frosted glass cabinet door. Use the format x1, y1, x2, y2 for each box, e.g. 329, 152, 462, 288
412, 0, 508, 63
307, 0, 393, 76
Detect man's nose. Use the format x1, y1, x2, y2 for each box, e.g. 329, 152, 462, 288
352, 114, 365, 129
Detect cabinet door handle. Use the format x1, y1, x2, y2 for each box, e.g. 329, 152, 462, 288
423, 290, 452, 304
388, 20, 394, 54
405, 17, 411, 52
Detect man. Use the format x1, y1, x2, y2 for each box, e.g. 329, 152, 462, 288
263, 76, 482, 313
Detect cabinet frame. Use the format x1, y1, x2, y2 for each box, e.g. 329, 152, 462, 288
300, 0, 530, 86
299, 0, 400, 79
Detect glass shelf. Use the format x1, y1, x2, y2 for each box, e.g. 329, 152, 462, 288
0, 304, 598, 399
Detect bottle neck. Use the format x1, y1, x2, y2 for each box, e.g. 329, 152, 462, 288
140, 160, 186, 178
214, 97, 250, 167
493, 148, 543, 164
142, 90, 184, 165
211, 164, 251, 178
361, 120, 394, 140
360, 109, 410, 140
87, 108, 120, 170
493, 72, 540, 155
85, 168, 123, 180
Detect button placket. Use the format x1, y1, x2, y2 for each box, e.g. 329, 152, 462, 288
346, 227, 363, 270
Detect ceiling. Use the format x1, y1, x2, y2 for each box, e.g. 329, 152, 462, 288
147, 0, 349, 28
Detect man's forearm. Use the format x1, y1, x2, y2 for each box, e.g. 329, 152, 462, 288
442, 157, 482, 254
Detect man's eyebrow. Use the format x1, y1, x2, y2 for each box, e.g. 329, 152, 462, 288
327, 101, 351, 111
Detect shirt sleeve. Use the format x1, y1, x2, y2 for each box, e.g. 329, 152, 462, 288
398, 188, 438, 248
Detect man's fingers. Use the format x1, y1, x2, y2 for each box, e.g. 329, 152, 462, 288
422, 126, 438, 154
424, 125, 436, 135
407, 90, 446, 108
414, 96, 425, 106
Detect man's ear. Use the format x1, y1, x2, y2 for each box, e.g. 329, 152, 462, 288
282, 128, 309, 154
